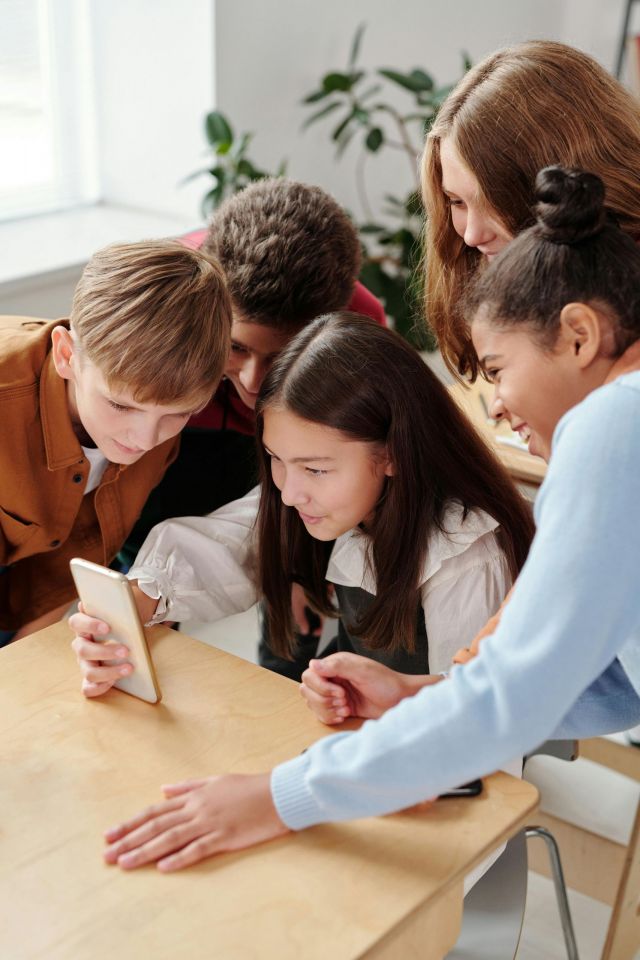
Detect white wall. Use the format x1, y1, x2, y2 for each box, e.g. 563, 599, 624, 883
89, 0, 216, 223
561, 0, 627, 71
213, 0, 629, 224
2, 0, 632, 318
213, 0, 589, 224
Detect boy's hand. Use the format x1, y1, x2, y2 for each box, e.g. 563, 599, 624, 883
300, 653, 442, 725
69, 583, 159, 698
103, 772, 288, 871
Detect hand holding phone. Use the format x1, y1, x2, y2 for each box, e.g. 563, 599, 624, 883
70, 559, 162, 704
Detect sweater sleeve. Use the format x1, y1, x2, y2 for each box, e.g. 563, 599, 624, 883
272, 378, 640, 829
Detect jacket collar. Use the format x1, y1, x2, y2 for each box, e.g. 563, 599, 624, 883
39, 349, 85, 471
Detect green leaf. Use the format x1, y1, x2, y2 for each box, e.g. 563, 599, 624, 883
208, 165, 227, 183
405, 191, 423, 216
205, 111, 233, 146
301, 100, 342, 130
323, 70, 363, 93
378, 68, 432, 93
237, 158, 256, 177
348, 23, 366, 69
409, 68, 434, 91
461, 50, 473, 72
359, 222, 386, 233
302, 88, 329, 104
332, 109, 356, 142
365, 127, 384, 152
275, 158, 288, 177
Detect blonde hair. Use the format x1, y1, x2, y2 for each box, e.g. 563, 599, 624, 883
422, 40, 640, 379
70, 240, 231, 404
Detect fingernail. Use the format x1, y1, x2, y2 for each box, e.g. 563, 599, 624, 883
119, 665, 132, 676
116, 647, 128, 658
118, 853, 135, 867
97, 623, 109, 635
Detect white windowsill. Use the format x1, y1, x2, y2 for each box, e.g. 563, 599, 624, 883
0, 203, 201, 291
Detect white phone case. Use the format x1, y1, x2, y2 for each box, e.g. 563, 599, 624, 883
70, 558, 162, 704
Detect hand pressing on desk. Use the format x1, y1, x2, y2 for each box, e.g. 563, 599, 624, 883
104, 772, 289, 871
300, 652, 444, 725
69, 583, 159, 698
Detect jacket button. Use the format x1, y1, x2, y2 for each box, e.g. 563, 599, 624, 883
72, 473, 84, 483
50, 539, 61, 548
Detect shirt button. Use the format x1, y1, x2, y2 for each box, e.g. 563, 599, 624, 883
72, 473, 84, 484
50, 539, 61, 548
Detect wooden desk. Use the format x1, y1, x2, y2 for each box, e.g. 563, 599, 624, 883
450, 379, 547, 488
0, 623, 538, 960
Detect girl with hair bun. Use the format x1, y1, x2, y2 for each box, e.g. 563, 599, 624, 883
422, 39, 640, 379
93, 166, 640, 872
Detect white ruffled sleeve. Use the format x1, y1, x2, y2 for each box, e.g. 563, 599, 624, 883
420, 524, 512, 675
128, 486, 261, 625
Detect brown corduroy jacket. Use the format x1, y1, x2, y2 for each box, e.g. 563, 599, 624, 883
0, 316, 179, 630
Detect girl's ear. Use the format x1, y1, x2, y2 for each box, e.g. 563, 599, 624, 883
383, 449, 395, 477
558, 302, 607, 370
51, 326, 76, 381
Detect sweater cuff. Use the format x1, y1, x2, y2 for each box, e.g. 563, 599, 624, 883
271, 753, 327, 830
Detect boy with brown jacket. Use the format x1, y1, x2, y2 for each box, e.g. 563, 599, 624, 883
0, 239, 231, 640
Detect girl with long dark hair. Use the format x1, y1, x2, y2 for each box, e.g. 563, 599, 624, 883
72, 312, 533, 692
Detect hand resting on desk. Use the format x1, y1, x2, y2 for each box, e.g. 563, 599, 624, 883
69, 584, 159, 698
103, 772, 289, 871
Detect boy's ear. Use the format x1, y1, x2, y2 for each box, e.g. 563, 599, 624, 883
51, 326, 77, 381
383, 448, 395, 477
558, 303, 606, 369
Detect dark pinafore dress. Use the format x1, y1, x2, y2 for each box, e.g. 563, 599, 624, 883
328, 583, 429, 674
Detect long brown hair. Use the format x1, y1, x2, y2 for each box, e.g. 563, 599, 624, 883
422, 40, 640, 379
255, 312, 534, 658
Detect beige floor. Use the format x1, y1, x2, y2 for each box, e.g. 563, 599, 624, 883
180, 609, 637, 960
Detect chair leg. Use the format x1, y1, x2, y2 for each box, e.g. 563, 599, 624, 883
526, 826, 580, 960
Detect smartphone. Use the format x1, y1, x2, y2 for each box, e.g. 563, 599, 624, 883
439, 779, 483, 798
70, 558, 162, 704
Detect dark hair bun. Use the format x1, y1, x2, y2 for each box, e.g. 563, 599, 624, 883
534, 166, 606, 244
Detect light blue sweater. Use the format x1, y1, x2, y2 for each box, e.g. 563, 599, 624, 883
271, 373, 640, 829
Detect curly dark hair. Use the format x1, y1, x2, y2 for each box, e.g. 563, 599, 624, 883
203, 178, 361, 331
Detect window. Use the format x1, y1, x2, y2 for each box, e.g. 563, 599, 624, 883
0, 0, 98, 222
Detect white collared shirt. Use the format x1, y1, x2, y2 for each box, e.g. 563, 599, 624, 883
131, 487, 511, 673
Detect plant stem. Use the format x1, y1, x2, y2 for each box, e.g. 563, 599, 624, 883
376, 105, 421, 190
356, 149, 375, 221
